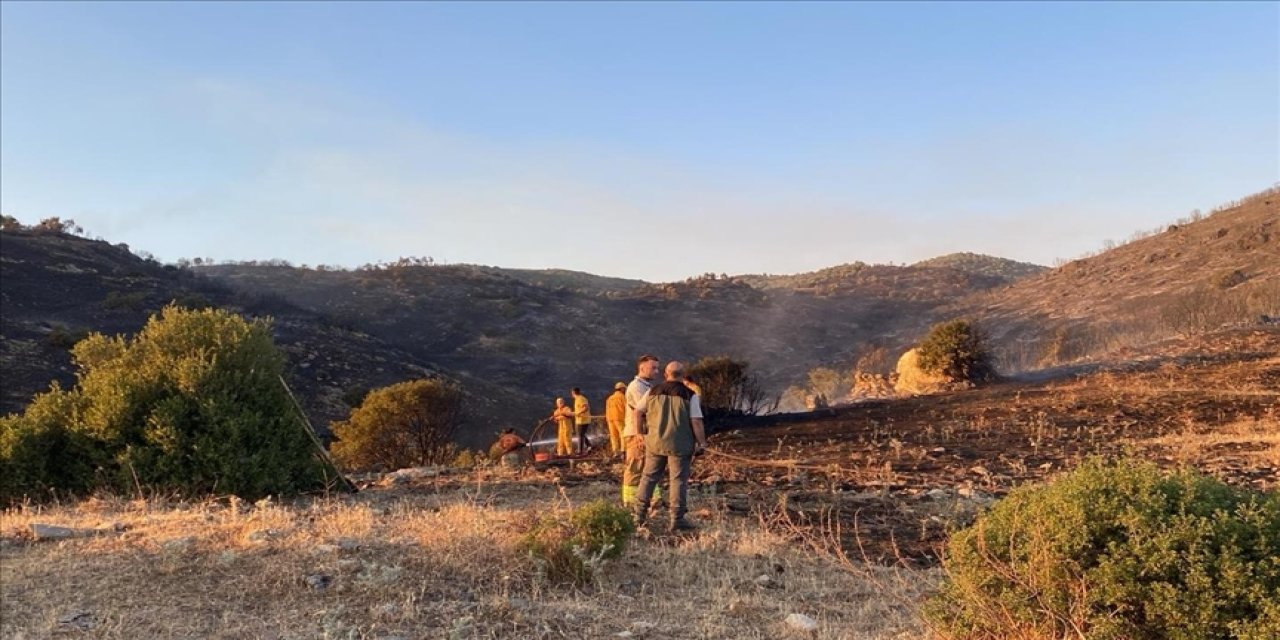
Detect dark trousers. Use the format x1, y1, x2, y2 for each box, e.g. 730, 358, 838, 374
635, 453, 692, 521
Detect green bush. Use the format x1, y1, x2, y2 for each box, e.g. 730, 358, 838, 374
330, 379, 465, 471
916, 320, 996, 382
0, 305, 327, 503
519, 499, 635, 584
927, 459, 1280, 640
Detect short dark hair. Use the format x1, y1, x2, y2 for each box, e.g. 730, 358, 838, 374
637, 354, 658, 366
685, 374, 696, 383
571, 387, 581, 395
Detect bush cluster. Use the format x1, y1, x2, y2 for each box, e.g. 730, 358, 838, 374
1, 305, 327, 502
927, 459, 1280, 639
519, 499, 635, 585
916, 320, 996, 382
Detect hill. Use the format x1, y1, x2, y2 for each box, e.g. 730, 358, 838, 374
911, 252, 1047, 281
193, 258, 1033, 409
0, 230, 544, 446
961, 187, 1280, 371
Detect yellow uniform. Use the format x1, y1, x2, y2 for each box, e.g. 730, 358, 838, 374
605, 390, 626, 454
554, 406, 574, 456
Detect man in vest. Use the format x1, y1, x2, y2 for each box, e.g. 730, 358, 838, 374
631, 360, 708, 531
621, 354, 661, 505
605, 382, 627, 457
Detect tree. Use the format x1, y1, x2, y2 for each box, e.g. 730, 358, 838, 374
0, 305, 327, 502
330, 379, 465, 470
687, 356, 774, 419
0, 214, 22, 231
916, 320, 996, 382
33, 217, 82, 235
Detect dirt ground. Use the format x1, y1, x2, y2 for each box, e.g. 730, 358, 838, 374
687, 327, 1280, 564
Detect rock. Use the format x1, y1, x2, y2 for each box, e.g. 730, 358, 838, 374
163, 537, 196, 552
894, 349, 953, 395
314, 544, 340, 554
506, 597, 533, 611
57, 610, 96, 631
925, 489, 951, 500
246, 529, 281, 543
336, 538, 362, 551
304, 574, 333, 590
448, 616, 474, 640
30, 524, 83, 541
621, 621, 656, 637
372, 603, 400, 620
785, 613, 819, 633
754, 574, 778, 589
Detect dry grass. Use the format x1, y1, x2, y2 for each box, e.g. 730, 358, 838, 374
0, 473, 935, 639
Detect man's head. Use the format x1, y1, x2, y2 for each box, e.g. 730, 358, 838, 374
555, 397, 565, 407
637, 354, 660, 380
665, 360, 686, 381
571, 387, 582, 397
614, 381, 626, 392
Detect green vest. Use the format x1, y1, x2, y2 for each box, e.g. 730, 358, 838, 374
643, 381, 696, 456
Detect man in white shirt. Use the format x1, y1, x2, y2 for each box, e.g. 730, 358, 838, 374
621, 354, 660, 506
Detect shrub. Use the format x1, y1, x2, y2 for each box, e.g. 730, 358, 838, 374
451, 448, 480, 469
916, 320, 996, 382
688, 356, 775, 419
101, 290, 149, 312
1216, 269, 1249, 290
927, 459, 1280, 640
330, 379, 465, 471
519, 499, 635, 585
45, 325, 89, 350
0, 305, 327, 503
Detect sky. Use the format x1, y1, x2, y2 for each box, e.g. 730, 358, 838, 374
2, 2, 1277, 281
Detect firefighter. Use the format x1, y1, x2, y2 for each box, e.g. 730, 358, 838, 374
551, 398, 574, 456
571, 387, 591, 454
605, 381, 627, 456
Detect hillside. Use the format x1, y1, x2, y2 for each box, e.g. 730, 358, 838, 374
962, 187, 1280, 370
193, 259, 1032, 408
0, 231, 545, 446
911, 252, 1047, 281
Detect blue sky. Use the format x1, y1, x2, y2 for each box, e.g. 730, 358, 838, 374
2, 2, 1276, 281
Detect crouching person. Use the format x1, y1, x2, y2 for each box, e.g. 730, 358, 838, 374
632, 361, 708, 531
491, 428, 527, 468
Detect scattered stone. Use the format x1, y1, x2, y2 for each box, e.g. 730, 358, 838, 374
246, 529, 281, 543
304, 574, 333, 590
926, 488, 951, 500
314, 544, 340, 554
163, 537, 195, 552
448, 616, 474, 640
30, 524, 84, 541
621, 621, 656, 637
372, 603, 401, 620
57, 610, 96, 631
754, 574, 778, 589
336, 538, 362, 551
785, 613, 819, 633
